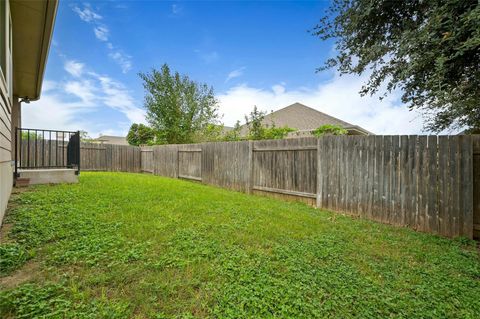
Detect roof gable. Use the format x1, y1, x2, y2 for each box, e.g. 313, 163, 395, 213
241, 102, 372, 135
262, 103, 355, 130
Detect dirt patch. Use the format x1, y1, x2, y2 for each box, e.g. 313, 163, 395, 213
0, 223, 13, 243
0, 260, 40, 289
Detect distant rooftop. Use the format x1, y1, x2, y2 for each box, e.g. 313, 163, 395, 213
240, 102, 373, 135
95, 135, 129, 146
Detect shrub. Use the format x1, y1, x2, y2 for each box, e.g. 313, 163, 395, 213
312, 124, 348, 137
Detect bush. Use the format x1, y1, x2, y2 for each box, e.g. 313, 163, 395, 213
312, 124, 348, 137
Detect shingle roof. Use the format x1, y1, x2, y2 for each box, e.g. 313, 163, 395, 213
95, 135, 129, 145
240, 102, 372, 135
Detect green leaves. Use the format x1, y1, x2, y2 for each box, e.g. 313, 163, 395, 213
1, 173, 480, 317
312, 124, 348, 137
0, 283, 131, 318
0, 243, 30, 276
139, 64, 220, 144
313, 0, 480, 132
126, 123, 156, 146
244, 106, 296, 140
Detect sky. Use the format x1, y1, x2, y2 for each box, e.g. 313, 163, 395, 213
23, 0, 429, 138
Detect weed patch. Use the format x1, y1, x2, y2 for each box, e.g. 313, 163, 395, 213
0, 172, 479, 318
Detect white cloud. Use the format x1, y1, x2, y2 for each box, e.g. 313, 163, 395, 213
226, 67, 245, 82
108, 51, 132, 74
64, 80, 97, 105
96, 76, 146, 123
94, 26, 109, 41
218, 73, 428, 135
22, 95, 93, 134
72, 4, 102, 22
41, 80, 58, 92
72, 4, 132, 73
64, 60, 84, 77
24, 60, 145, 137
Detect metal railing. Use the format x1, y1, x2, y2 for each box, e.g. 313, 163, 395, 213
15, 127, 81, 176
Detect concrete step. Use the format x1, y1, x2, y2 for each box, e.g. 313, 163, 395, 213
17, 169, 78, 185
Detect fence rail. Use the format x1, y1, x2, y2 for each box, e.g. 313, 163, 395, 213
79, 135, 480, 239
80, 143, 141, 173
15, 128, 80, 175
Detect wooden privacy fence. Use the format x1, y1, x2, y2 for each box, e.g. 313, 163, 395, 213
80, 143, 141, 172
80, 136, 479, 239
140, 147, 154, 173
18, 139, 70, 168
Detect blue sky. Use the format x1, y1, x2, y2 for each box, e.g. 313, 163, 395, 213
23, 0, 427, 137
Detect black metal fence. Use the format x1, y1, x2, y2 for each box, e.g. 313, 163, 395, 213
15, 128, 81, 176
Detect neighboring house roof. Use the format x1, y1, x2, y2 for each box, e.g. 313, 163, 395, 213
222, 125, 234, 133
240, 102, 373, 136
11, 0, 58, 100
95, 135, 129, 146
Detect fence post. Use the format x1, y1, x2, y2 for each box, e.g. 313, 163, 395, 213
316, 137, 322, 208
76, 131, 81, 175
247, 140, 254, 194
175, 145, 179, 179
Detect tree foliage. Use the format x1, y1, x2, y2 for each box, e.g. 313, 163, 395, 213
194, 124, 226, 142
223, 121, 243, 141
245, 106, 267, 140
21, 131, 41, 140
312, 124, 348, 137
244, 106, 296, 140
80, 131, 95, 143
139, 64, 220, 144
313, 0, 480, 132
126, 123, 156, 146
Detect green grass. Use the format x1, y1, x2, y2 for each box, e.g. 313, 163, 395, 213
0, 172, 479, 318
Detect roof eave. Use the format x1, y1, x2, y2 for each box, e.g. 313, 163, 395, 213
11, 0, 58, 101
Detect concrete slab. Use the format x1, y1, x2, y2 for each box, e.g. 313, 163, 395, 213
18, 169, 78, 185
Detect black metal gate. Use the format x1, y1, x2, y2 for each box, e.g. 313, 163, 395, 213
15, 128, 81, 176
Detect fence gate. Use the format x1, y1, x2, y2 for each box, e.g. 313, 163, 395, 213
141, 147, 154, 173
177, 148, 202, 181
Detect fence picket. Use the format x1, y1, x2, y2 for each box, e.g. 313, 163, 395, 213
75, 135, 476, 238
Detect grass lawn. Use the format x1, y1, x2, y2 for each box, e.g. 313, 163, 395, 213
0, 172, 479, 318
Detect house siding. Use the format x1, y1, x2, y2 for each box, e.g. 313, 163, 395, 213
0, 89, 13, 226
0, 0, 13, 225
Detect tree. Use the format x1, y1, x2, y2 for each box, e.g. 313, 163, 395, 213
312, 124, 348, 137
80, 131, 95, 142
313, 0, 480, 132
126, 123, 155, 146
223, 120, 243, 141
263, 126, 296, 139
139, 64, 220, 144
21, 131, 41, 140
244, 106, 296, 140
245, 106, 266, 140
194, 123, 225, 142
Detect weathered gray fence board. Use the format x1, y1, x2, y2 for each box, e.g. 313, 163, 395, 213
75, 135, 478, 239
140, 148, 154, 173
252, 138, 317, 197
473, 136, 480, 239
314, 135, 476, 238
178, 145, 202, 180
78, 143, 140, 173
